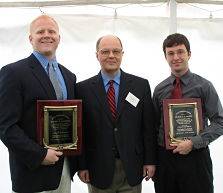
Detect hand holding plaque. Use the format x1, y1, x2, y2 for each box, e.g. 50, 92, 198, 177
163, 98, 203, 150
37, 100, 82, 155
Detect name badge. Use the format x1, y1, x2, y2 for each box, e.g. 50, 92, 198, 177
125, 92, 139, 107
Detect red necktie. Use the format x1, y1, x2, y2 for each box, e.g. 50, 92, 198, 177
107, 80, 117, 119
171, 77, 182, 99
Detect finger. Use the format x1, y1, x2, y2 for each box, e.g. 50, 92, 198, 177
148, 170, 155, 178
78, 172, 88, 183
144, 175, 150, 181
81, 175, 88, 183
145, 176, 150, 181
173, 148, 180, 154
85, 172, 90, 182
79, 174, 85, 182
55, 151, 63, 156
180, 151, 189, 155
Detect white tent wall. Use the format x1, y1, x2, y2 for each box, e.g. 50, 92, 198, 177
0, 1, 223, 193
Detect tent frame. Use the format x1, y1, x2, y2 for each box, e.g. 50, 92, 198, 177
0, 0, 223, 8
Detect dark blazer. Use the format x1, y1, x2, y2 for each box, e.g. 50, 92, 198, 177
0, 54, 77, 193
77, 70, 156, 189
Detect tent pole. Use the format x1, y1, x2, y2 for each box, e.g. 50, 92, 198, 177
169, 0, 177, 34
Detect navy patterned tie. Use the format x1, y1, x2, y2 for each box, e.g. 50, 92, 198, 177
48, 62, 63, 100
171, 77, 182, 99
107, 80, 117, 119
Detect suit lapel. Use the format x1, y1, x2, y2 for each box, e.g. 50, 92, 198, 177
90, 73, 114, 122
117, 71, 132, 119
27, 54, 56, 99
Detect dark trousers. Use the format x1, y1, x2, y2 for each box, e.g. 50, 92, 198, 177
154, 146, 213, 193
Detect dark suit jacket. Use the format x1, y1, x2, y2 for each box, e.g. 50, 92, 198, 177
0, 54, 77, 193
77, 70, 156, 189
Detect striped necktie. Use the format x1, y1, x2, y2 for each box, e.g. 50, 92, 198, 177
48, 62, 63, 100
107, 80, 117, 120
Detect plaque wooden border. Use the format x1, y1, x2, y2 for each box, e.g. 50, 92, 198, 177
163, 98, 203, 150
37, 100, 82, 156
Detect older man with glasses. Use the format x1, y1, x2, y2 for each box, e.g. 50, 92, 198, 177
76, 34, 157, 193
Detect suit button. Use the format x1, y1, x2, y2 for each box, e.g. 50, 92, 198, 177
114, 128, 118, 131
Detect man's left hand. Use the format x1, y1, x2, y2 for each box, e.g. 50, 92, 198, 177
143, 165, 156, 181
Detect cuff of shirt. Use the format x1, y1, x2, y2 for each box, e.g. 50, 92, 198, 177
190, 136, 209, 149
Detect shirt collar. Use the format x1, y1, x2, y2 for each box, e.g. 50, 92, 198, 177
101, 69, 121, 86
33, 51, 58, 70
170, 69, 192, 86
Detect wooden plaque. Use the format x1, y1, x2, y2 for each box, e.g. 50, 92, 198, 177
163, 98, 203, 150
37, 100, 82, 156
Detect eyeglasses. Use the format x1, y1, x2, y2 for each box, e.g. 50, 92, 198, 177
98, 49, 123, 57
166, 49, 187, 58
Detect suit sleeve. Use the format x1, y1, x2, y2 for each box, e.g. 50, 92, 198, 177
75, 82, 88, 170
142, 80, 157, 165
0, 65, 47, 170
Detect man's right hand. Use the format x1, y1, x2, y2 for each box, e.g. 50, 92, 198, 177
78, 170, 90, 183
41, 149, 63, 165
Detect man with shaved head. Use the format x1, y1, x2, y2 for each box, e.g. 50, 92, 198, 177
0, 15, 77, 193
77, 35, 156, 193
